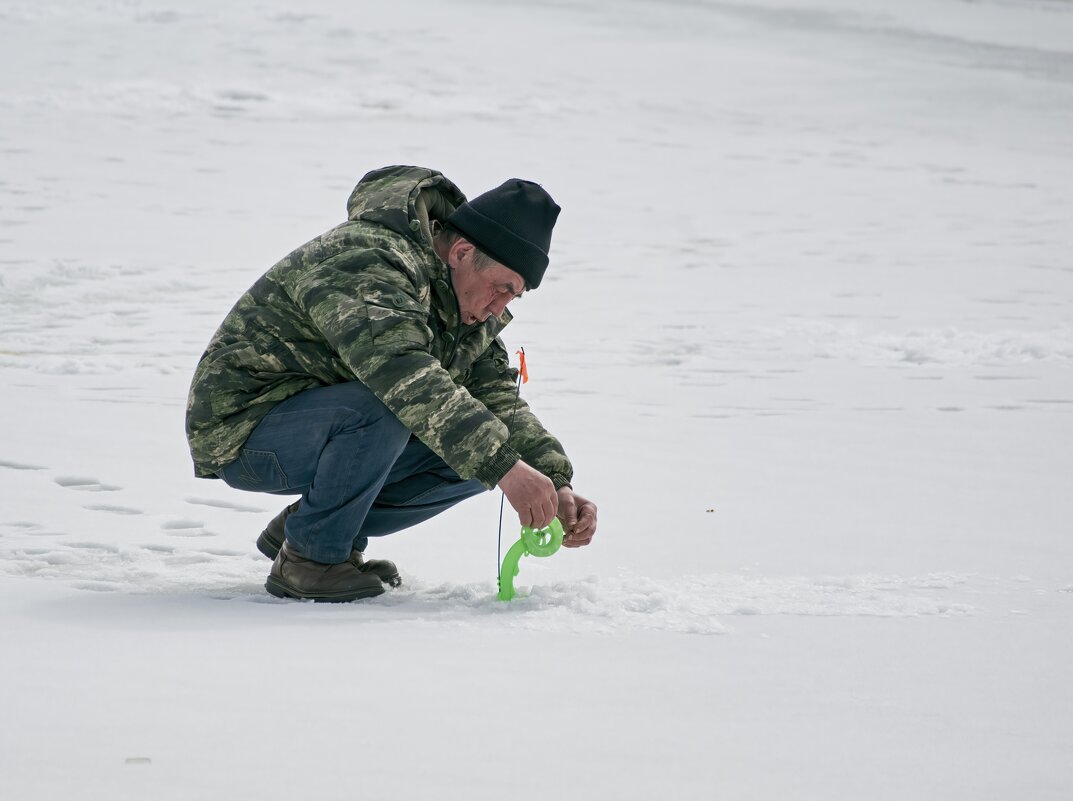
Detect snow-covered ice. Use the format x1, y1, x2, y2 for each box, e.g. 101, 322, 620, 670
2, 0, 1072, 799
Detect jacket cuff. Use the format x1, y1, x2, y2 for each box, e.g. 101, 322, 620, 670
474, 444, 522, 489
550, 474, 572, 491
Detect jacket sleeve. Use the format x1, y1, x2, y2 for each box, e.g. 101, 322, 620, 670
282, 248, 521, 489
464, 338, 574, 489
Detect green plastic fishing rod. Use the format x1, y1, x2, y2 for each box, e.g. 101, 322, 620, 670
497, 518, 564, 601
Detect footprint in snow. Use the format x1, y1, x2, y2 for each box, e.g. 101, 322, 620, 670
164, 554, 215, 566
184, 496, 267, 513
54, 476, 122, 492
84, 504, 144, 515
0, 459, 47, 471
67, 541, 121, 553
72, 581, 121, 593
162, 519, 204, 530
162, 519, 215, 538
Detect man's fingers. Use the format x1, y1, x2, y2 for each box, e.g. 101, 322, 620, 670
520, 507, 554, 530
500, 461, 558, 530
561, 509, 595, 547
539, 494, 556, 529
562, 532, 593, 548
574, 504, 596, 536
527, 495, 557, 530
557, 494, 578, 533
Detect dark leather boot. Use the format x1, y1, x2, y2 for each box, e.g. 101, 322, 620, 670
256, 501, 299, 559
348, 550, 402, 588
265, 542, 385, 602
258, 501, 401, 587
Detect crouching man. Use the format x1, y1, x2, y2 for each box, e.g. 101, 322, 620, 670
185, 166, 597, 601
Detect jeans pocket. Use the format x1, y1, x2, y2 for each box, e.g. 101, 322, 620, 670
225, 448, 289, 492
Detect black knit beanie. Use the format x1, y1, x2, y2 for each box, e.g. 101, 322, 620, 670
445, 178, 560, 289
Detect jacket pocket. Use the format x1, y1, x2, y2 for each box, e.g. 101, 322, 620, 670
364, 296, 431, 348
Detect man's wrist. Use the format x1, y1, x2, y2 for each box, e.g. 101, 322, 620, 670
476, 445, 522, 489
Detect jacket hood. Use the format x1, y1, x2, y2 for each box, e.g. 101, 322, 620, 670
347, 166, 467, 245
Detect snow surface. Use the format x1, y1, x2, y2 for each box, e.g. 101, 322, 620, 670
2, 0, 1072, 798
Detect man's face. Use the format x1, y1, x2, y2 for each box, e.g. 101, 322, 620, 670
448, 242, 526, 325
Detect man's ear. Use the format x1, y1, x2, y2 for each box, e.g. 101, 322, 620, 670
450, 239, 474, 268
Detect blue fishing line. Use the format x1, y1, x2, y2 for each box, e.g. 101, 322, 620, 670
497, 351, 525, 583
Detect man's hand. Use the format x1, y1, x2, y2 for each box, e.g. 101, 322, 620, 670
556, 487, 598, 548
498, 461, 558, 529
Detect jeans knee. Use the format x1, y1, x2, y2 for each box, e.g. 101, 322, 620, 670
337, 403, 408, 447
327, 383, 408, 440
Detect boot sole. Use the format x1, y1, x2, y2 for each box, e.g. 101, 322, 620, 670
265, 575, 385, 603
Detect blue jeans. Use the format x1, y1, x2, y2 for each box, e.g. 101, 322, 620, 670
217, 381, 487, 563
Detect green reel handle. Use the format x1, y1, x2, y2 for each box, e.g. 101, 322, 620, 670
520, 518, 564, 556
498, 518, 564, 601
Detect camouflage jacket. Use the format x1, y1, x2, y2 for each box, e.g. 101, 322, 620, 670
185, 166, 572, 490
